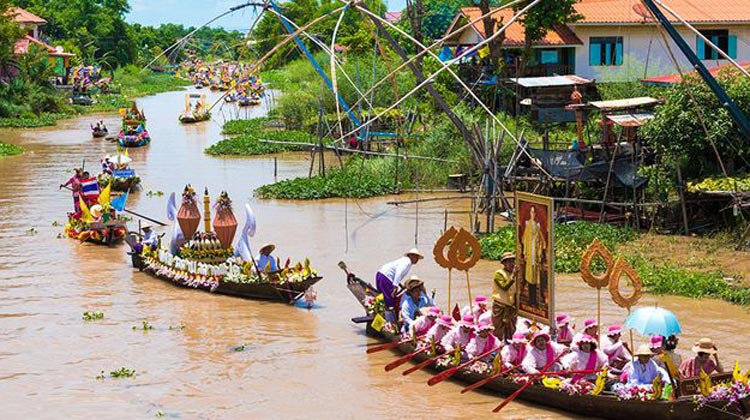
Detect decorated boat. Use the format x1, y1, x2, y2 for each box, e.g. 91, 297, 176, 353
97, 150, 140, 192
129, 186, 322, 303
178, 93, 211, 123
117, 103, 151, 148
345, 273, 749, 419
65, 178, 128, 246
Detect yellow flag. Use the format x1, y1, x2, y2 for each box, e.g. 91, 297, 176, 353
651, 375, 663, 400
492, 351, 502, 374
453, 344, 462, 366
734, 360, 743, 382
118, 108, 127, 117
371, 313, 386, 332
592, 367, 609, 396
542, 377, 562, 389
79, 196, 93, 223
699, 369, 712, 396
478, 45, 490, 59
98, 180, 111, 209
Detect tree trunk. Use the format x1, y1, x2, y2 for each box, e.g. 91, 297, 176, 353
406, 0, 425, 72
478, 0, 504, 72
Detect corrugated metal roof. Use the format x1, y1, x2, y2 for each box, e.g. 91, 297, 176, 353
511, 75, 592, 87
607, 113, 654, 127
6, 7, 47, 25
573, 0, 750, 24
590, 97, 660, 110
448, 8, 583, 47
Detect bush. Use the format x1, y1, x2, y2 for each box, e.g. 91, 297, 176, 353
479, 221, 638, 273
206, 122, 315, 156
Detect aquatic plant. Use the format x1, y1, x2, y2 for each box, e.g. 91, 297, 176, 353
83, 311, 104, 321
132, 321, 155, 331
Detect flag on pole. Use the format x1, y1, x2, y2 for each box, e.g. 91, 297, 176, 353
79, 196, 93, 223
166, 192, 177, 221
233, 203, 257, 262
80, 177, 100, 202
110, 191, 129, 212
98, 180, 111, 208
166, 192, 182, 254
478, 45, 490, 59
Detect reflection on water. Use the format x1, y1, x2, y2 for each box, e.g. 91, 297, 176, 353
0, 88, 747, 419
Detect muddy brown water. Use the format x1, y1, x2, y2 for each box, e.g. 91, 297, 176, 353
1, 89, 749, 419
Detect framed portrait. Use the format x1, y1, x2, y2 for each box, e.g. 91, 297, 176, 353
515, 192, 555, 326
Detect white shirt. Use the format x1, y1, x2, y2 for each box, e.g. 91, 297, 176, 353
522, 342, 567, 374
378, 256, 412, 286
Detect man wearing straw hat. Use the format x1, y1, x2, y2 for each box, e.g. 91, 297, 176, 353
257, 243, 278, 273
133, 223, 157, 254
679, 338, 724, 378
399, 276, 435, 334
620, 344, 669, 387
375, 248, 424, 322
491, 252, 518, 341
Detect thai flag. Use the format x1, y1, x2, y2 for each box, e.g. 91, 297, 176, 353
80, 177, 99, 201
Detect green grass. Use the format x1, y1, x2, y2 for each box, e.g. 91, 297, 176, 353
0, 142, 23, 156
255, 157, 397, 199
480, 221, 638, 273
206, 118, 316, 156
0, 112, 73, 128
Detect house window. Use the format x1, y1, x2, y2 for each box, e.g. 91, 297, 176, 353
540, 50, 559, 65
589, 37, 623, 66
696, 30, 737, 59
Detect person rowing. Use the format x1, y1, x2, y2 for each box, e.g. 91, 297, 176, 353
521, 330, 569, 374
441, 314, 475, 360
555, 313, 575, 346
399, 276, 435, 334
257, 243, 278, 273
408, 307, 441, 338
461, 294, 490, 322
501, 332, 528, 370
571, 318, 598, 347
375, 248, 424, 322
423, 315, 453, 352
466, 321, 501, 361
133, 223, 157, 254
562, 334, 607, 383
601, 325, 631, 375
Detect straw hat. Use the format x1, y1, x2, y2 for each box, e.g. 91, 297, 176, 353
405, 275, 424, 291
90, 204, 104, 218
692, 338, 718, 355
501, 252, 516, 263
634, 344, 654, 357
405, 248, 424, 260
141, 223, 152, 231
259, 243, 275, 254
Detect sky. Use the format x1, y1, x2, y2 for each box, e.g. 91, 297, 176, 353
127, 0, 407, 31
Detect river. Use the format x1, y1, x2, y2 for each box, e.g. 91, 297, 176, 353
0, 88, 748, 419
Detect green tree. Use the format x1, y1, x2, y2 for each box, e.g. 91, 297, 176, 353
0, 1, 24, 76
512, 0, 580, 73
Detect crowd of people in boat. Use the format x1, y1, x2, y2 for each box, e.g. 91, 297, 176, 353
374, 248, 724, 391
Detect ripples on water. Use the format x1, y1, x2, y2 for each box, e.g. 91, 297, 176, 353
0, 89, 747, 419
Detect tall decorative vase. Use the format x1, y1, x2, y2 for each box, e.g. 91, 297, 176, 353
212, 191, 237, 249
177, 186, 201, 240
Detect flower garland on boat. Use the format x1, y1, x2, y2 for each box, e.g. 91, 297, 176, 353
65, 217, 126, 243
363, 294, 385, 316
559, 379, 595, 396
182, 186, 197, 206
469, 361, 494, 376
697, 381, 750, 408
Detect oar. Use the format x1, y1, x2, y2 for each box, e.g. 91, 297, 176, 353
402, 352, 446, 376
492, 351, 567, 413
384, 347, 429, 372
123, 209, 167, 226
366, 335, 425, 354
428, 345, 503, 386
461, 364, 521, 394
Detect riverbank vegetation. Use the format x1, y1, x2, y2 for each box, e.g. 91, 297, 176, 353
0, 141, 22, 156
206, 118, 316, 156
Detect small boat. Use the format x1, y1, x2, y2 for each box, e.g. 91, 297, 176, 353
71, 92, 95, 106
98, 151, 140, 192
346, 274, 749, 420
117, 102, 151, 147
178, 93, 211, 123
66, 216, 127, 246
91, 121, 108, 138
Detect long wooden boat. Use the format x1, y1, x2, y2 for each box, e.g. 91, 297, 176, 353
346, 275, 749, 420
129, 244, 322, 303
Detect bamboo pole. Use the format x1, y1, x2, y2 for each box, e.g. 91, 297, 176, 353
465, 270, 474, 318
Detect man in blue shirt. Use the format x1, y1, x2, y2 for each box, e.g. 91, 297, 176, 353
257, 243, 278, 273
400, 275, 435, 334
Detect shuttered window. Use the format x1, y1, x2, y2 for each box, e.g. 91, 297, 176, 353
589, 37, 623, 66
697, 30, 735, 60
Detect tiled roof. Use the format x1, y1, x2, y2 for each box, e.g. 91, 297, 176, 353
6, 7, 47, 25
574, 0, 750, 24
451, 8, 583, 46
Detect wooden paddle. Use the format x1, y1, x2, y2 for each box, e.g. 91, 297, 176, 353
461, 364, 521, 394
428, 345, 503, 386
366, 335, 425, 354
402, 352, 446, 376
492, 351, 567, 413
384, 347, 429, 372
